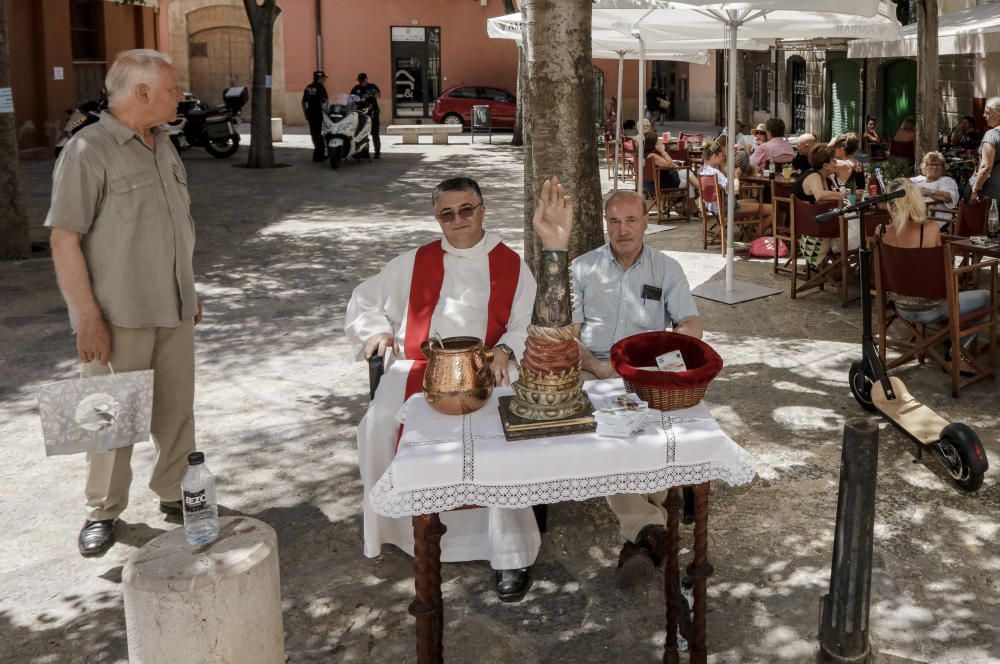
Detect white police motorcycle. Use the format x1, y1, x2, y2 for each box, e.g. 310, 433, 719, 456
322, 93, 373, 169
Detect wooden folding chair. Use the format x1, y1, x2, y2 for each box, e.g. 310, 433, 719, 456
652, 162, 690, 221
789, 195, 859, 307
889, 139, 915, 165
621, 137, 636, 181
771, 179, 797, 275
874, 238, 998, 397
698, 173, 759, 255
604, 138, 617, 179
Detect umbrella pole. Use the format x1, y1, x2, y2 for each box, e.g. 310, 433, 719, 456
725, 19, 737, 293
637, 36, 646, 196
615, 52, 624, 191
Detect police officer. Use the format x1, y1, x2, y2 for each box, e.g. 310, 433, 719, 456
350, 72, 381, 159
302, 70, 329, 162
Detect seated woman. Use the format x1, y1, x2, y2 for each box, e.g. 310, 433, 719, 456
698, 139, 772, 237
794, 144, 861, 257
862, 115, 881, 151
910, 151, 959, 228
830, 132, 865, 191
641, 131, 681, 196
882, 178, 989, 373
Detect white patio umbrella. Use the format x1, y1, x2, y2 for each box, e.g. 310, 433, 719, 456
847, 3, 1000, 58
592, 0, 902, 304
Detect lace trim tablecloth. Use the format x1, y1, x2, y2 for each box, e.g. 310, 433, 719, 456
370, 379, 756, 518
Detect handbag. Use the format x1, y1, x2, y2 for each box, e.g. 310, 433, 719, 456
658, 98, 670, 111
37, 365, 154, 456
748, 236, 789, 258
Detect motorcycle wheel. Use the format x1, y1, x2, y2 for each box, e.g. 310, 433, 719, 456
329, 150, 341, 170
205, 134, 240, 158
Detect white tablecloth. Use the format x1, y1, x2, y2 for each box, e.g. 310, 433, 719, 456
370, 379, 757, 518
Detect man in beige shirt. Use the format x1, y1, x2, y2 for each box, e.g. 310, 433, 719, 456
46, 50, 202, 556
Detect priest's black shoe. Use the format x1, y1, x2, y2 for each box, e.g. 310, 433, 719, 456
159, 500, 182, 516
78, 519, 116, 557
495, 568, 532, 603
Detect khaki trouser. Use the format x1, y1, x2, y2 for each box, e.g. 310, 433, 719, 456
82, 320, 196, 521
606, 491, 670, 543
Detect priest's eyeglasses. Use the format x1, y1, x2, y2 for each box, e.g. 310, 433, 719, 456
436, 203, 483, 223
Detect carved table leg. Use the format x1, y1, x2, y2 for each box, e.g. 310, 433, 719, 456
410, 513, 447, 664
662, 487, 683, 664
686, 483, 714, 664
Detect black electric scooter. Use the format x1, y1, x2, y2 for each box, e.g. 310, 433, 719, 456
816, 192, 989, 492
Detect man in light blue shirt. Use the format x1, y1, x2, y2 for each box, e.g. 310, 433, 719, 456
570, 189, 702, 583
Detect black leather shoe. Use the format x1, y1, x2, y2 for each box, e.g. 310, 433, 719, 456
494, 568, 532, 603
374, 153, 381, 159
617, 524, 668, 584
78, 519, 116, 557
159, 500, 182, 516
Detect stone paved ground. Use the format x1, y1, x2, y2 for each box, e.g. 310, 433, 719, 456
1, 127, 998, 663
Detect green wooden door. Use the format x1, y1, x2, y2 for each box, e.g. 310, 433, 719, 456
881, 59, 916, 139
827, 59, 860, 138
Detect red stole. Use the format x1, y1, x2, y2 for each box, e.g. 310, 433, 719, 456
402, 238, 521, 403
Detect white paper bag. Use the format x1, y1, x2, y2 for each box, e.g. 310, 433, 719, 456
37, 368, 154, 456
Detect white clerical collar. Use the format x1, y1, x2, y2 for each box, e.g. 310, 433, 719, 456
441, 230, 499, 257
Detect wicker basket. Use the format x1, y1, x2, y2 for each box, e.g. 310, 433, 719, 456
610, 331, 724, 411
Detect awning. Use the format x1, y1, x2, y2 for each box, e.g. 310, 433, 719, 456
847, 3, 1000, 58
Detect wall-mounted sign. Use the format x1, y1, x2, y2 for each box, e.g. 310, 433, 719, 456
54, 67, 64, 81
265, 75, 272, 89
392, 27, 425, 42
0, 88, 13, 114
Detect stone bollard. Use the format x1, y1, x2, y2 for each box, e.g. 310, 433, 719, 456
123, 516, 285, 664
271, 117, 283, 142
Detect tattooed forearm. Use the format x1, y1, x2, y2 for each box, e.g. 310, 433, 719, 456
533, 250, 571, 327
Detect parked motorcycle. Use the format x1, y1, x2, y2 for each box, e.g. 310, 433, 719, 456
165, 86, 248, 158
322, 94, 373, 169
54, 97, 107, 158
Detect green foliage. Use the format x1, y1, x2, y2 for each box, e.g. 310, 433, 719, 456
876, 158, 915, 180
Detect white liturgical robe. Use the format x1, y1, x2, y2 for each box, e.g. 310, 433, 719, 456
345, 231, 540, 569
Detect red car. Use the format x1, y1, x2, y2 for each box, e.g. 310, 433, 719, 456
432, 86, 517, 128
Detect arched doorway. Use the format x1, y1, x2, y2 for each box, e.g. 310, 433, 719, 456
788, 56, 806, 134
827, 58, 860, 138
881, 59, 916, 139
186, 6, 252, 109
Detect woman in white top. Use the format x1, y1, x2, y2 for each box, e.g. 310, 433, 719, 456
698, 139, 771, 237
909, 151, 959, 228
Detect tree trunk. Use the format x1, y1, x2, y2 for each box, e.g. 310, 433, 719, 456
522, 0, 603, 275
0, 0, 30, 259
511, 43, 525, 147
243, 0, 281, 169
915, 0, 939, 164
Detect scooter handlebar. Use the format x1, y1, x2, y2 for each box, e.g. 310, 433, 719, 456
815, 189, 906, 224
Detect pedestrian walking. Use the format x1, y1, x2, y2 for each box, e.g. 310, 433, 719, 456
302, 70, 329, 162
350, 73, 381, 158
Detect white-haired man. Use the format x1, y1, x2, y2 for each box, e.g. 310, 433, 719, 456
46, 49, 201, 556
971, 96, 1000, 202
571, 189, 702, 584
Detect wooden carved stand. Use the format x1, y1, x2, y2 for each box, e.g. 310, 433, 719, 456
408, 482, 713, 664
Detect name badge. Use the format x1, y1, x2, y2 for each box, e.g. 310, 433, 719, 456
641, 284, 663, 302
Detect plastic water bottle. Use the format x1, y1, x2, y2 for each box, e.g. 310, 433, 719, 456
182, 452, 219, 546
988, 199, 999, 243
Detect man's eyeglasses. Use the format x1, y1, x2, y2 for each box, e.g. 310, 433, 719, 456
436, 203, 483, 223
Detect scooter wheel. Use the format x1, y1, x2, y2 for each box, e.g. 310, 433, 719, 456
935, 423, 988, 492
848, 360, 877, 412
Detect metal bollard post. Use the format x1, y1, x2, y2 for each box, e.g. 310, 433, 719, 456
818, 418, 879, 663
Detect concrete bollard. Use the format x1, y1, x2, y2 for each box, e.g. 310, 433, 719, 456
123, 516, 285, 664
271, 117, 283, 142
818, 418, 879, 664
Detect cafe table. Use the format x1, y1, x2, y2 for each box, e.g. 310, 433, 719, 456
370, 378, 757, 664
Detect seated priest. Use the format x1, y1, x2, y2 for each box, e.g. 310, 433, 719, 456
344, 177, 539, 602
570, 189, 703, 583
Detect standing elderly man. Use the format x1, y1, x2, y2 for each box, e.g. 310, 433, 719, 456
571, 189, 702, 582
46, 50, 201, 557
750, 117, 795, 172
791, 133, 816, 173
345, 177, 539, 602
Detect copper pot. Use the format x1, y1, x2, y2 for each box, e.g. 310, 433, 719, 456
421, 336, 494, 415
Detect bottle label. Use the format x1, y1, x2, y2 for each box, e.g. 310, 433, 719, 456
183, 489, 208, 513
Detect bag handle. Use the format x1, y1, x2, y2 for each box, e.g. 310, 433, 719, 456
79, 363, 115, 378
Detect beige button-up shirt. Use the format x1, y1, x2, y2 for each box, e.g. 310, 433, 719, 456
45, 112, 197, 329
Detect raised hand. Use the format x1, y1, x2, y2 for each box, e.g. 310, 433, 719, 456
532, 176, 574, 251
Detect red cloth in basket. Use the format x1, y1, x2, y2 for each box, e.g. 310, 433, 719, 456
610, 332, 723, 390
